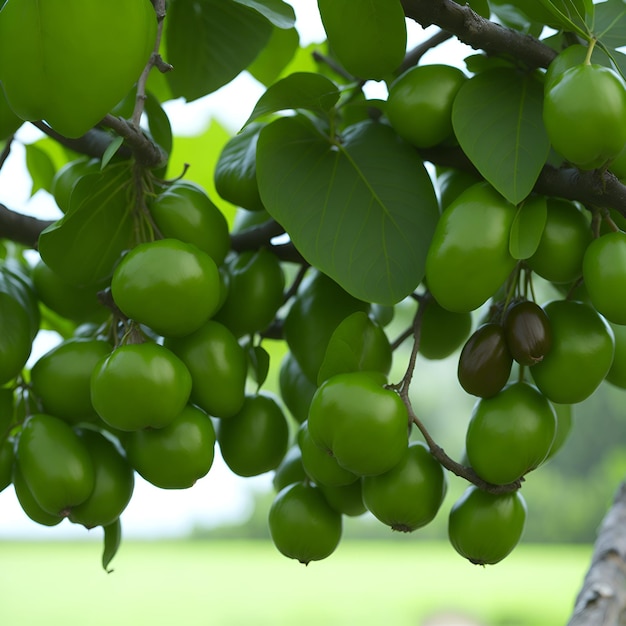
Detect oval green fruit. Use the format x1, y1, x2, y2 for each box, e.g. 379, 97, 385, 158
272, 445, 307, 493
319, 480, 367, 517
448, 486, 527, 565
278, 352, 318, 424
425, 182, 517, 313
111, 239, 221, 338
0, 293, 32, 384
465, 382, 556, 485
126, 404, 216, 489
16, 414, 95, 516
269, 482, 342, 564
530, 300, 614, 404
419, 299, 472, 360
12, 463, 63, 527
362, 441, 447, 532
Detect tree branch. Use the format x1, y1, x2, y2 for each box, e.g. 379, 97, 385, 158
0, 204, 53, 248
567, 481, 626, 625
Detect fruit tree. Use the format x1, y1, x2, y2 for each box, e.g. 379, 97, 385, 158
1, 0, 626, 621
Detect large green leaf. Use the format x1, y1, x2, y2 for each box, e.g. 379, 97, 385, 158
231, 0, 296, 28
247, 27, 300, 87
256, 117, 439, 305
452, 68, 550, 205
165, 0, 272, 101
38, 165, 135, 287
595, 0, 626, 50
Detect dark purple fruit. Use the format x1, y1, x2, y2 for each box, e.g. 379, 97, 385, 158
504, 300, 552, 366
458, 323, 512, 398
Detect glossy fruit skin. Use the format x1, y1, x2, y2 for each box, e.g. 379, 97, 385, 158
69, 429, 134, 528
525, 198, 591, 284
217, 394, 289, 477
530, 300, 614, 404
308, 372, 408, 477
0, 0, 157, 138
319, 480, 367, 517
283, 269, 369, 383
214, 249, 285, 337
362, 441, 447, 532
317, 0, 406, 80
386, 64, 467, 149
466, 382, 557, 485
420, 299, 472, 360
91, 342, 192, 431
111, 239, 221, 338
503, 300, 552, 366
457, 324, 512, 398
126, 404, 216, 489
149, 181, 230, 266
437, 168, 482, 211
448, 486, 527, 565
545, 402, 573, 460
278, 352, 318, 424
12, 463, 63, 526
269, 481, 342, 564
298, 421, 358, 487
543, 64, 626, 170
165, 320, 247, 418
583, 232, 626, 324
425, 183, 517, 313
606, 323, 626, 389
272, 445, 307, 493
30, 338, 112, 424
16, 414, 95, 516
0, 386, 13, 436
0, 436, 14, 492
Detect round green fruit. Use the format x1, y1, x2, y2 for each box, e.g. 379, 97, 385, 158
278, 352, 318, 424
448, 486, 527, 565
437, 168, 482, 211
12, 463, 63, 527
90, 342, 192, 431
269, 482, 342, 564
217, 394, 289, 477
111, 239, 221, 338
319, 480, 367, 517
465, 382, 556, 485
126, 404, 216, 489
419, 299, 472, 360
425, 183, 517, 313
272, 445, 307, 493
543, 64, 626, 169
386, 64, 467, 149
308, 371, 408, 477
362, 441, 447, 532
0, 0, 157, 138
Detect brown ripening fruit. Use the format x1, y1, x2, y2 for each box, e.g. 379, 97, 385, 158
457, 323, 513, 398
503, 301, 552, 366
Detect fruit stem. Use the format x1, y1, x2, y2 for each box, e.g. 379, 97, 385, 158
584, 39, 597, 66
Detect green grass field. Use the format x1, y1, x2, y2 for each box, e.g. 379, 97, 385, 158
0, 539, 591, 626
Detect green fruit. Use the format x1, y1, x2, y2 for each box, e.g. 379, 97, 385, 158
165, 320, 247, 418
149, 181, 230, 266
0, 0, 157, 138
425, 183, 517, 313
437, 168, 482, 211
278, 352, 318, 424
0, 436, 14, 492
69, 429, 134, 529
457, 324, 513, 398
214, 249, 285, 337
419, 299, 472, 360
448, 486, 527, 565
317, 0, 406, 80
126, 404, 216, 489
12, 463, 63, 526
283, 269, 369, 383
0, 293, 32, 384
583, 232, 626, 325
269, 482, 342, 564
30, 338, 112, 424
525, 198, 591, 284
530, 300, 614, 404
362, 441, 447, 532
386, 64, 467, 148
111, 239, 221, 338
503, 300, 552, 366
545, 402, 573, 460
51, 158, 100, 213
0, 386, 14, 436
217, 394, 289, 477
298, 421, 358, 487
466, 382, 556, 485
308, 371, 408, 477
543, 64, 626, 169
319, 480, 367, 517
606, 322, 626, 389
16, 414, 95, 516
272, 445, 307, 492
91, 342, 192, 431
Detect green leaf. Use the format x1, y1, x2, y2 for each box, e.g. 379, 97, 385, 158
257, 117, 439, 305
243, 72, 340, 128
165, 0, 272, 101
247, 344, 271, 390
594, 0, 626, 49
452, 68, 550, 205
538, 0, 589, 35
24, 144, 56, 196
231, 0, 296, 29
102, 518, 122, 574
144, 92, 173, 160
509, 196, 547, 260
247, 26, 300, 86
38, 164, 135, 287
101, 136, 124, 169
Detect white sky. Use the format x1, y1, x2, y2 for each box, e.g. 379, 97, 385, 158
0, 2, 471, 539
